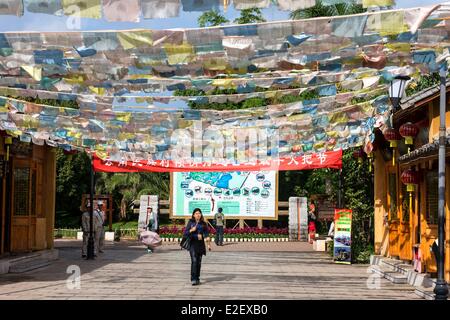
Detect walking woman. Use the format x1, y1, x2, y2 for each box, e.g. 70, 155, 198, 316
184, 208, 211, 285
145, 207, 159, 253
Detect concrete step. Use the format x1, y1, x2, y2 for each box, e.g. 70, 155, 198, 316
374, 257, 433, 288
9, 259, 51, 273
414, 286, 435, 300
0, 249, 58, 275
369, 265, 408, 284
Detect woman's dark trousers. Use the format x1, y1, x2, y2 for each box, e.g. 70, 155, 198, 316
190, 249, 202, 281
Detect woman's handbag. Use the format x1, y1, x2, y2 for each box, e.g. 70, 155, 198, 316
180, 234, 191, 250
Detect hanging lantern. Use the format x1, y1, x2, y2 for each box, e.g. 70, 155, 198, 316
383, 128, 401, 166
367, 152, 374, 173
400, 169, 420, 192
352, 147, 365, 164
399, 122, 419, 153
4, 136, 12, 161
401, 169, 420, 220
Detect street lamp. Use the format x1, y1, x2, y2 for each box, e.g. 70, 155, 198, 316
389, 75, 411, 113
434, 64, 449, 300
87, 153, 95, 260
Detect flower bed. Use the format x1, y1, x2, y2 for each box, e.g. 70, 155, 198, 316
54, 226, 289, 241
158, 226, 288, 239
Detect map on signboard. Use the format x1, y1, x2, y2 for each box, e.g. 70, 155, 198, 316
172, 171, 277, 218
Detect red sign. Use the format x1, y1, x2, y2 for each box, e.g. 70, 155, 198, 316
93, 150, 342, 173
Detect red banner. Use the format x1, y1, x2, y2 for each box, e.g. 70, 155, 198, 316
93, 150, 342, 173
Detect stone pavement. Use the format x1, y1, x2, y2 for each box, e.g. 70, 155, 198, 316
0, 240, 420, 300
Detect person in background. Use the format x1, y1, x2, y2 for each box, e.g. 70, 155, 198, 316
145, 206, 159, 253
308, 201, 317, 244
183, 208, 211, 285
81, 201, 102, 258
214, 207, 225, 246
97, 200, 106, 253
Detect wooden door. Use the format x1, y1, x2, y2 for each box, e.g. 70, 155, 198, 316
398, 183, 413, 260
420, 168, 439, 273
387, 168, 399, 258
10, 159, 37, 252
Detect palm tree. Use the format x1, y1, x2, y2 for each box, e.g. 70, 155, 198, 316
198, 9, 229, 27
290, 0, 367, 19
96, 172, 169, 220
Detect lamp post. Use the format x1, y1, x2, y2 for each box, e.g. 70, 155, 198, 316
86, 153, 95, 260
389, 75, 411, 114
386, 75, 411, 166
434, 64, 449, 300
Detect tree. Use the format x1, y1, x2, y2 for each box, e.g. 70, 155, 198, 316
290, 0, 366, 19
95, 172, 169, 220
198, 10, 229, 27
290, 149, 374, 263
234, 8, 266, 24
55, 149, 91, 227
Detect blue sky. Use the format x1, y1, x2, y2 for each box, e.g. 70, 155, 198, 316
0, 0, 444, 32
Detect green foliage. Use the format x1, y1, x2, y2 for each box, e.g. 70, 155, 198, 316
9, 96, 79, 109
95, 172, 169, 220
288, 149, 374, 263
234, 8, 266, 24
55, 149, 91, 227
341, 150, 374, 263
290, 0, 367, 19
198, 10, 229, 27
175, 87, 321, 110
405, 73, 441, 96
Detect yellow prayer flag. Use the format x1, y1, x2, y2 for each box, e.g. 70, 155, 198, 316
22, 65, 42, 81
211, 79, 234, 88
118, 31, 153, 50
118, 132, 135, 140
164, 43, 194, 65
62, 0, 101, 19
386, 43, 411, 53
366, 12, 408, 36
359, 103, 375, 116
115, 112, 131, 122
326, 131, 339, 138
328, 112, 348, 124
203, 58, 228, 71
63, 75, 85, 85
89, 86, 106, 95
362, 0, 394, 8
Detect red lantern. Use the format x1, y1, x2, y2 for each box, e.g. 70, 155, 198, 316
399, 122, 419, 153
383, 128, 401, 148
383, 128, 401, 166
353, 147, 365, 163
401, 169, 420, 192
401, 169, 420, 218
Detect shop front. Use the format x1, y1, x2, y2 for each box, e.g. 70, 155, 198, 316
0, 132, 56, 255
374, 84, 450, 282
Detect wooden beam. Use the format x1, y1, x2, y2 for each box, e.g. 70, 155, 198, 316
44, 147, 56, 250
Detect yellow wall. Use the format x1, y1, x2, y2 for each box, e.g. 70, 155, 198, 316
429, 100, 450, 142
374, 149, 389, 255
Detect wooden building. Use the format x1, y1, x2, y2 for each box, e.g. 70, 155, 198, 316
373, 83, 450, 281
0, 131, 56, 255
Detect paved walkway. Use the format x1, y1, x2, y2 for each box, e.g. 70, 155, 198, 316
0, 240, 420, 300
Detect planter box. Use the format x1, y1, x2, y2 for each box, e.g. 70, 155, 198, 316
313, 239, 326, 251
105, 232, 115, 241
